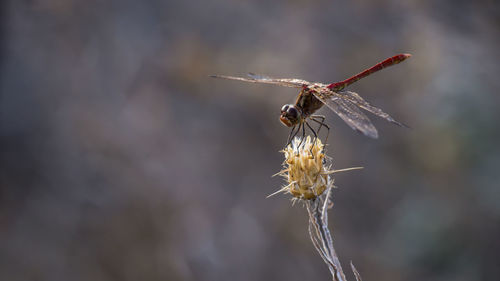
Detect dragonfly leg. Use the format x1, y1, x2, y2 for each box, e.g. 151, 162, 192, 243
286, 125, 298, 146
287, 123, 303, 148
298, 122, 306, 149
310, 116, 330, 144
305, 121, 318, 157
310, 115, 325, 135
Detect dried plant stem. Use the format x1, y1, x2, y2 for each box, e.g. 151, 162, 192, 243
306, 187, 361, 281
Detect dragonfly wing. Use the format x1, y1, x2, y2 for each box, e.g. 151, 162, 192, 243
210, 75, 267, 84
210, 74, 306, 88
247, 73, 310, 88
313, 91, 379, 138
339, 91, 407, 127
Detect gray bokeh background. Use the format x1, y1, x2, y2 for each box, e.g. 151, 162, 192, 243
1, 1, 499, 281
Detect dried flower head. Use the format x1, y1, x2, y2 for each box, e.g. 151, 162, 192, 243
271, 136, 362, 201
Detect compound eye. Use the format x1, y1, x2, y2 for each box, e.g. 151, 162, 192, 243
287, 107, 299, 119
281, 104, 290, 113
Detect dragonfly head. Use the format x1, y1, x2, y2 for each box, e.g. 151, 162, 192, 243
280, 104, 302, 127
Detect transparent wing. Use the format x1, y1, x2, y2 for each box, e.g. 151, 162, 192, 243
313, 90, 379, 138
338, 91, 407, 127
247, 73, 310, 87
210, 73, 308, 88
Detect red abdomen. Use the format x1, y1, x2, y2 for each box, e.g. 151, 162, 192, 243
327, 54, 411, 91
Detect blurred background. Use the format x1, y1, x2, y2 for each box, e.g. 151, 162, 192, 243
1, 0, 499, 280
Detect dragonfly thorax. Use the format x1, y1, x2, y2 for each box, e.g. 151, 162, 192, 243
280, 104, 302, 127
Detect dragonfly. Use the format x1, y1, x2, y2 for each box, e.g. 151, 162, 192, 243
211, 54, 411, 142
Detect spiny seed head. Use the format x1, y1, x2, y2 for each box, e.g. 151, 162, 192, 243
273, 136, 332, 200
271, 136, 363, 201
